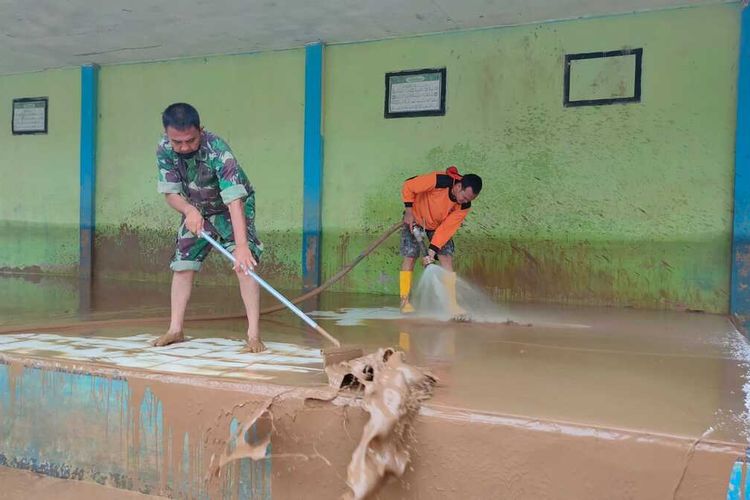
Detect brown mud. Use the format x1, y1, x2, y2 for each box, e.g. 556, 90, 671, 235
327, 348, 436, 499
0, 466, 165, 499
212, 347, 436, 499
0, 346, 747, 499
2, 276, 750, 498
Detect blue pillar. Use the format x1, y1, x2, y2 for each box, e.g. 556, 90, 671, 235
79, 64, 98, 310
732, 6, 750, 328
302, 43, 324, 290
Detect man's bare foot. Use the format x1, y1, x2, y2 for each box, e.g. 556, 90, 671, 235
451, 313, 471, 323
448, 302, 470, 322
151, 330, 185, 347
241, 338, 267, 353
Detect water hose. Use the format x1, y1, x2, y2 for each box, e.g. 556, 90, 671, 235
0, 222, 403, 335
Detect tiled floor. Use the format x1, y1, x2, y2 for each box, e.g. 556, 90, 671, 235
2, 272, 750, 442
0, 332, 324, 382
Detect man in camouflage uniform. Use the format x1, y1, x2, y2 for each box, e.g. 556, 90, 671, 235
151, 102, 266, 353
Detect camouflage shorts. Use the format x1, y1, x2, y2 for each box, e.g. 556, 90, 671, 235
170, 193, 264, 272
399, 224, 455, 259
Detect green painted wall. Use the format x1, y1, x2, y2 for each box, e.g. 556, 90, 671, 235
0, 69, 80, 273
95, 50, 305, 287
321, 4, 739, 312
0, 4, 740, 313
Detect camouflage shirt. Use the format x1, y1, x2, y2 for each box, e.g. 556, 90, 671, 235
156, 130, 253, 216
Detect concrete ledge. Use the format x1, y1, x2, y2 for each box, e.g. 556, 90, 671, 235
0, 351, 745, 499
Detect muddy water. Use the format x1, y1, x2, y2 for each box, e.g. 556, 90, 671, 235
2, 273, 748, 442
2, 273, 750, 497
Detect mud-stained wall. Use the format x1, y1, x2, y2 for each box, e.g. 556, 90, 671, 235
0, 361, 272, 498
321, 3, 739, 312
0, 5, 740, 311
0, 69, 81, 274
0, 276, 78, 327
0, 358, 743, 499
94, 50, 306, 288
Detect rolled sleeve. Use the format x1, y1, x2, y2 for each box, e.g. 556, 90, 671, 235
220, 184, 248, 204
158, 181, 183, 194
170, 260, 203, 272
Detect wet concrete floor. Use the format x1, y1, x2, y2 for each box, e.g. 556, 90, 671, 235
1, 272, 749, 444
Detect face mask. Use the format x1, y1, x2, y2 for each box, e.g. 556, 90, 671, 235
177, 149, 198, 160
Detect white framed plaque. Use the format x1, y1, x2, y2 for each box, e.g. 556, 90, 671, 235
564, 49, 643, 107
12, 97, 48, 134
385, 68, 446, 118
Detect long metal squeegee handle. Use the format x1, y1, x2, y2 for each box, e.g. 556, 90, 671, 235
199, 231, 341, 347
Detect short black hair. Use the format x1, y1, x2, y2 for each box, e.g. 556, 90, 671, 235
162, 102, 200, 130
461, 173, 483, 195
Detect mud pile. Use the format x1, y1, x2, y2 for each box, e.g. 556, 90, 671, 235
214, 348, 436, 499
327, 348, 437, 499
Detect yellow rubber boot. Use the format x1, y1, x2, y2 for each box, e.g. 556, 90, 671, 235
399, 332, 411, 352
399, 271, 415, 313
443, 271, 468, 321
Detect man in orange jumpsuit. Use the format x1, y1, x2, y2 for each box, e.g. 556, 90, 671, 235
399, 166, 483, 318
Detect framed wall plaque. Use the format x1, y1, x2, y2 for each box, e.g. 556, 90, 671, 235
385, 68, 446, 118
564, 49, 642, 107
12, 97, 48, 134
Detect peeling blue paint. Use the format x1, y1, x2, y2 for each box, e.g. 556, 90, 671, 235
0, 361, 270, 498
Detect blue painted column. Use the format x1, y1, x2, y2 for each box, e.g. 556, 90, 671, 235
732, 6, 750, 329
302, 43, 324, 289
79, 64, 99, 311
